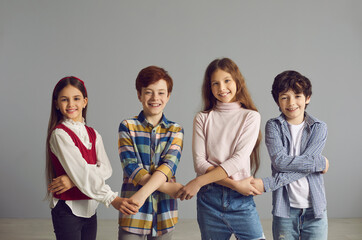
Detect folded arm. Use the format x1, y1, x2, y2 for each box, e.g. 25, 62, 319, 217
265, 120, 327, 173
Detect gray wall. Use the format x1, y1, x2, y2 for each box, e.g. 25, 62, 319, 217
1, 0, 361, 220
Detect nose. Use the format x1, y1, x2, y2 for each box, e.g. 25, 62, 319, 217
219, 82, 226, 91
68, 99, 74, 107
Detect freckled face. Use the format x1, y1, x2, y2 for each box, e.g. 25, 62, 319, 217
138, 79, 170, 124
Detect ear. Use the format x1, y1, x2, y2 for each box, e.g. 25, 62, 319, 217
83, 97, 88, 108
306, 96, 311, 104
137, 92, 142, 102
54, 100, 59, 110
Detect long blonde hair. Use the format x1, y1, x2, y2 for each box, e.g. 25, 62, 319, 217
45, 76, 88, 198
202, 58, 261, 175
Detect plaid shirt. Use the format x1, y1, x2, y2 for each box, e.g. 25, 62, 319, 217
262, 113, 328, 218
118, 111, 183, 236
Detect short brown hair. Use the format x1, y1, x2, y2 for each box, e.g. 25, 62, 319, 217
272, 70, 312, 104
135, 66, 173, 95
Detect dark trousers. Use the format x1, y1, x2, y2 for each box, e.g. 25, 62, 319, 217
51, 200, 97, 240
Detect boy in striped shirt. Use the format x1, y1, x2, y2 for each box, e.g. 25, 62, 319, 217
118, 66, 184, 239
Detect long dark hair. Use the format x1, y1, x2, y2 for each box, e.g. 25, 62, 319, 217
45, 76, 88, 198
201, 58, 261, 175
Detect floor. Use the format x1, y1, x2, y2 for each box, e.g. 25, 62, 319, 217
0, 218, 361, 239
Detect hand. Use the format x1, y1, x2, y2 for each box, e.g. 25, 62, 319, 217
175, 178, 202, 201
111, 197, 139, 215
48, 175, 75, 195
233, 176, 262, 196
251, 178, 265, 193
322, 157, 329, 174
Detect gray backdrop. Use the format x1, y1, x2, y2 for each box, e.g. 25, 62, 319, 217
1, 0, 361, 220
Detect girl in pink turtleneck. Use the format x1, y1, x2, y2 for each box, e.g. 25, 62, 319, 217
176, 58, 265, 240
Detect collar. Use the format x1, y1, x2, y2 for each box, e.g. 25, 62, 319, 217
137, 111, 169, 128
275, 112, 321, 128
62, 117, 86, 126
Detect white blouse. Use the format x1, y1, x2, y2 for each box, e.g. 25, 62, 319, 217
49, 118, 118, 218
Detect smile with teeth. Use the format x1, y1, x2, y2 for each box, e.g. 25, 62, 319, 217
219, 92, 230, 97
66, 109, 77, 113
149, 103, 161, 107
287, 107, 298, 111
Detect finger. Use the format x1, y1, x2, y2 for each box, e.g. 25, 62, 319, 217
186, 195, 193, 200
120, 208, 130, 215
123, 205, 138, 215
50, 186, 62, 193
124, 202, 138, 212
175, 190, 183, 199
250, 185, 262, 195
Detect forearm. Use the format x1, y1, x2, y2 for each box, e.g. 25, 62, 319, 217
262, 171, 309, 192
213, 177, 236, 190
132, 171, 167, 201
138, 173, 181, 195
196, 166, 228, 187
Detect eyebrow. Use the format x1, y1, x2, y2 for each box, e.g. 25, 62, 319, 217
59, 95, 82, 98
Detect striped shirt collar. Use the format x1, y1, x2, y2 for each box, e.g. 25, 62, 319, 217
275, 112, 321, 128
137, 111, 169, 128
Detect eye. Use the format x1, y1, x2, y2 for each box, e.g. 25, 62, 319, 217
225, 79, 230, 83
60, 98, 68, 102
74, 97, 81, 101
159, 92, 165, 95
212, 82, 218, 86
145, 91, 152, 95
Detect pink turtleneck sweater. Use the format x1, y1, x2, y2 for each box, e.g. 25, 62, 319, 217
192, 101, 261, 180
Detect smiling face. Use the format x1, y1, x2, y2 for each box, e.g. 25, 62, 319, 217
210, 69, 237, 103
278, 89, 310, 125
138, 79, 170, 126
55, 84, 88, 122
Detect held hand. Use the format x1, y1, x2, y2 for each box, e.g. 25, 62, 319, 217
251, 178, 265, 193
111, 197, 139, 215
233, 176, 262, 196
175, 178, 202, 201
48, 175, 75, 195
322, 157, 329, 174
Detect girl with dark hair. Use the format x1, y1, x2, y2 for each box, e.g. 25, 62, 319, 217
46, 76, 138, 240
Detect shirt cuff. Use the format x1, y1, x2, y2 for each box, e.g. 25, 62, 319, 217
314, 155, 326, 172
132, 168, 149, 186
103, 191, 118, 207
156, 164, 173, 181
262, 177, 275, 193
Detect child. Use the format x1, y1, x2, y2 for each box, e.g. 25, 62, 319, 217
257, 70, 329, 239
118, 66, 184, 239
176, 58, 265, 240
46, 76, 138, 240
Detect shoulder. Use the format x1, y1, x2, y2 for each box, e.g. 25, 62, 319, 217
50, 127, 73, 147
193, 111, 210, 126
243, 109, 261, 121
305, 113, 327, 131
162, 117, 183, 134
119, 117, 139, 131
265, 116, 283, 134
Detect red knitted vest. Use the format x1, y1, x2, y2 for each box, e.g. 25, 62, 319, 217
51, 123, 97, 200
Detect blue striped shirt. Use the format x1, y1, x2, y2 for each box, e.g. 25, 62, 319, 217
118, 111, 184, 236
262, 112, 328, 218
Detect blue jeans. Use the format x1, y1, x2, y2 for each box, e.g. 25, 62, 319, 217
273, 207, 328, 240
197, 183, 264, 240
51, 200, 97, 240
